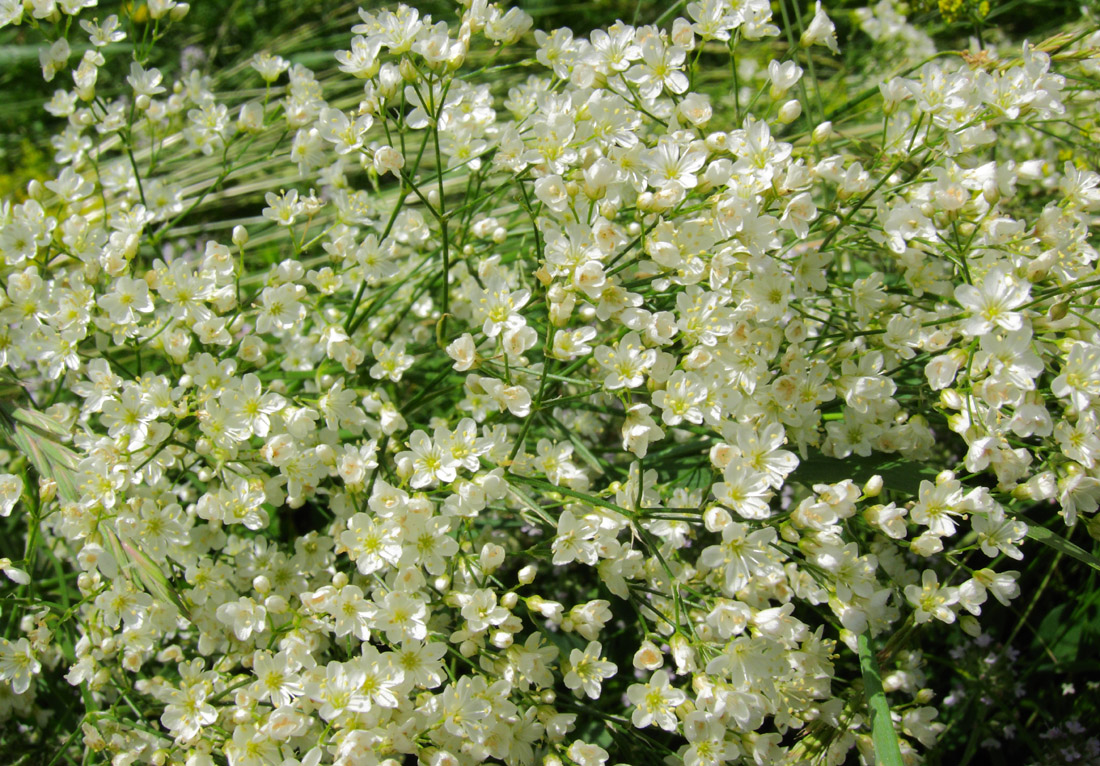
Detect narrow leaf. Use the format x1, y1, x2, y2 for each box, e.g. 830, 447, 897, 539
105, 528, 192, 621
509, 474, 636, 519
858, 632, 905, 766
793, 452, 938, 495
2, 420, 81, 504
1025, 524, 1100, 573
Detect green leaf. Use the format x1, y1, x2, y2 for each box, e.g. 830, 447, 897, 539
103, 528, 192, 621
1025, 523, 1100, 573
0, 42, 132, 66
0, 406, 81, 504
858, 632, 905, 766
793, 452, 939, 495
509, 474, 636, 519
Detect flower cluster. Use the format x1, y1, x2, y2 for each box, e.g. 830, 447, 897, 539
0, 0, 1098, 764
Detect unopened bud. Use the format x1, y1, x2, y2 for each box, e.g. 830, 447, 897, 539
704, 131, 729, 153
1085, 514, 1100, 542
265, 595, 289, 614
778, 99, 802, 124
812, 121, 833, 144
960, 615, 981, 637
863, 475, 884, 498
238, 101, 264, 134
479, 542, 505, 574
38, 476, 57, 504
252, 575, 271, 594
1049, 298, 1070, 321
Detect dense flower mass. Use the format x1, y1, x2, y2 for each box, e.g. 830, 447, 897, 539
0, 0, 1098, 764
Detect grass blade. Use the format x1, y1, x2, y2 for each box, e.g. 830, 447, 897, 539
1025, 523, 1100, 573
858, 632, 905, 766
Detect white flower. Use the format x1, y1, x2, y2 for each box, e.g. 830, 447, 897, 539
954, 265, 1030, 337
255, 283, 306, 333
126, 62, 166, 99
0, 474, 22, 516
397, 430, 458, 488
567, 742, 610, 766
595, 332, 656, 390
801, 2, 840, 55
627, 669, 686, 730
250, 51, 290, 82
39, 38, 70, 82
563, 641, 617, 699
161, 684, 217, 742
905, 570, 959, 624
0, 558, 29, 585
712, 464, 772, 520
621, 403, 664, 458
262, 189, 301, 226
216, 597, 268, 641
250, 652, 304, 708
370, 340, 414, 382
317, 107, 373, 155
551, 510, 600, 566
0, 638, 40, 694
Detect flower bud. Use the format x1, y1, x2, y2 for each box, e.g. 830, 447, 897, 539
479, 542, 505, 574
703, 505, 731, 532
373, 145, 405, 176
633, 640, 663, 670
863, 475, 884, 497
38, 476, 57, 504
671, 17, 695, 49
1085, 513, 1100, 542
252, 575, 271, 594
238, 101, 264, 134
960, 615, 981, 637
812, 121, 833, 144
704, 131, 729, 153
778, 99, 802, 124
